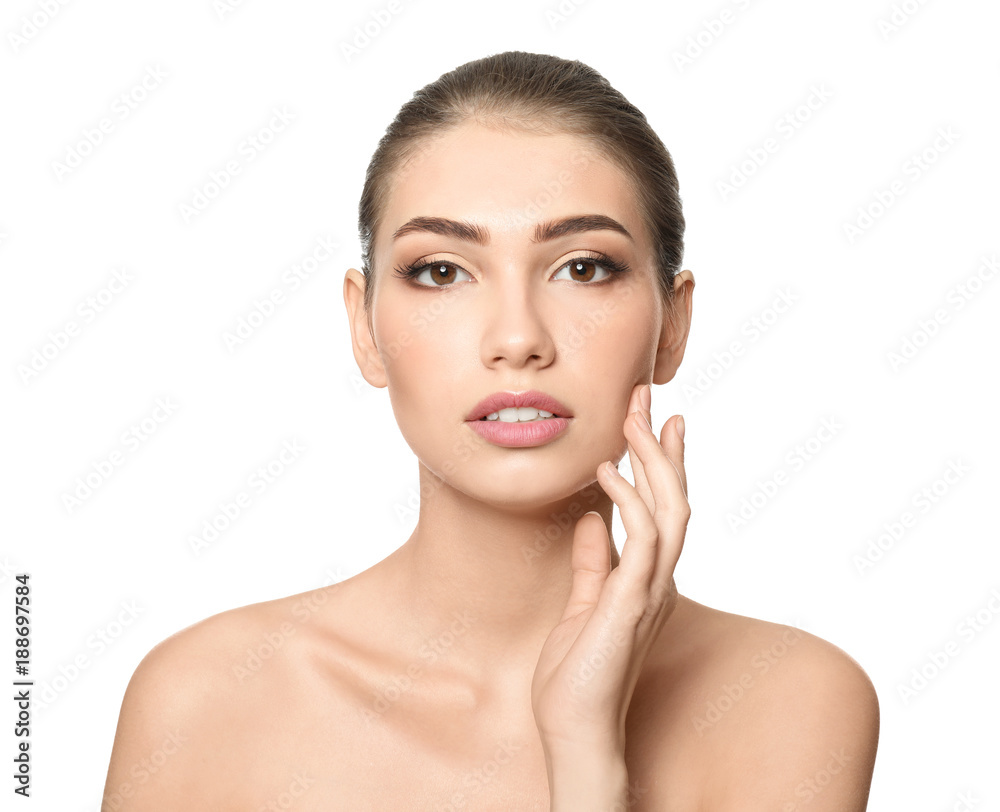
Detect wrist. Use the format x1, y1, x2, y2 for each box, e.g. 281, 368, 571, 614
540, 727, 626, 765
543, 741, 629, 812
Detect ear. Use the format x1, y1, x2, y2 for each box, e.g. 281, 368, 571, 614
652, 269, 695, 385
343, 268, 387, 389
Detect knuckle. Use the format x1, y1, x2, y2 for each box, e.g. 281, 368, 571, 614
652, 504, 673, 522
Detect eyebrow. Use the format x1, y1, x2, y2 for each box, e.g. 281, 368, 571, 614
391, 214, 633, 245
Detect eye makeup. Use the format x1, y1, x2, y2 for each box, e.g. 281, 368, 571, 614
391, 249, 633, 288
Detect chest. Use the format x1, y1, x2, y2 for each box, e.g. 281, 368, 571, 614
226, 717, 552, 810
219, 693, 708, 811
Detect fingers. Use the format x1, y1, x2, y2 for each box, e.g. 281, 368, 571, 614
645, 414, 690, 586
625, 386, 687, 509
602, 384, 690, 604
662, 415, 688, 499
559, 511, 612, 624
626, 385, 654, 511
598, 454, 660, 589
624, 391, 687, 533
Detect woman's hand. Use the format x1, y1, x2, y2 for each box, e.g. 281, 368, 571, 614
531, 382, 690, 773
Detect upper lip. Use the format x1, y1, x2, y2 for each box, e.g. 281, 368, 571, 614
466, 390, 573, 421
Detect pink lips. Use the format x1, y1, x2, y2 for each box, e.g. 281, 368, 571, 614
464, 390, 573, 448
465, 390, 573, 422
466, 416, 571, 447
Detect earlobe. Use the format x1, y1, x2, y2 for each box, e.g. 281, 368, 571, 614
343, 268, 387, 388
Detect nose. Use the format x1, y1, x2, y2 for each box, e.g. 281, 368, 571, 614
478, 272, 556, 369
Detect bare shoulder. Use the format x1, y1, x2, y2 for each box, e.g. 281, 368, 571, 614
101, 585, 350, 811
648, 596, 879, 811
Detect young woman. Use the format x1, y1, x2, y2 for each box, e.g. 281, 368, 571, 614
102, 51, 879, 810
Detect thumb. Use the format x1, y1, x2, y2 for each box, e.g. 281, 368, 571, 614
559, 511, 611, 623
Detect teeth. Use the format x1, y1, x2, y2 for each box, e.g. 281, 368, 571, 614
484, 407, 556, 422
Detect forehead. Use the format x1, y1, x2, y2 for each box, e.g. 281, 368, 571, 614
381, 121, 645, 248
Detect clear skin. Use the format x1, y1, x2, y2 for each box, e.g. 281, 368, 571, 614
101, 121, 879, 811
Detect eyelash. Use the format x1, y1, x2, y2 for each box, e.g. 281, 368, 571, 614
391, 251, 632, 288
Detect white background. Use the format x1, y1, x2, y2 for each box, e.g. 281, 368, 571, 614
2, 0, 998, 809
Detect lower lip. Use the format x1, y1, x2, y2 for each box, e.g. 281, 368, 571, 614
466, 417, 571, 447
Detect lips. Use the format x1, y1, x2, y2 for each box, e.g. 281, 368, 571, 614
465, 390, 573, 422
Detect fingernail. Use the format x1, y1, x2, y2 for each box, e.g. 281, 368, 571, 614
640, 384, 651, 412
675, 415, 685, 441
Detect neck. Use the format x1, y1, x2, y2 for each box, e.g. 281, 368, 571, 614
379, 461, 619, 684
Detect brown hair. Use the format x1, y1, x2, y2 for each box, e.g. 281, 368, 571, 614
357, 50, 685, 325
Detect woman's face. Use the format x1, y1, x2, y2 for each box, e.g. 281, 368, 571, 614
353, 120, 679, 510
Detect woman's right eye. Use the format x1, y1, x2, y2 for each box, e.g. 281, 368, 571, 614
393, 260, 472, 287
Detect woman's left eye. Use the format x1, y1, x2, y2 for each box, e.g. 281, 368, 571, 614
553, 257, 617, 284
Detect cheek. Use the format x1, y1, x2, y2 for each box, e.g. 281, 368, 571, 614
376, 297, 473, 441
558, 285, 659, 379
378, 294, 474, 381
375, 281, 470, 362
566, 294, 658, 457
375, 292, 445, 374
